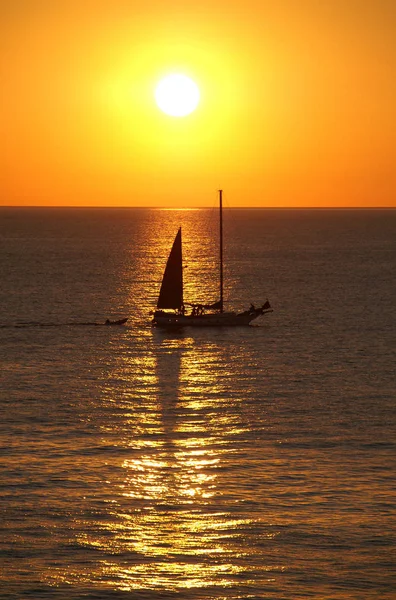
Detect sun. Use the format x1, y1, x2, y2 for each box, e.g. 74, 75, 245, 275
155, 74, 200, 117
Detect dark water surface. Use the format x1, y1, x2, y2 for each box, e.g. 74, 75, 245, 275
0, 208, 395, 599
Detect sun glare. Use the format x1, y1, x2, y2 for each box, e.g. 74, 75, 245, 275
155, 74, 200, 117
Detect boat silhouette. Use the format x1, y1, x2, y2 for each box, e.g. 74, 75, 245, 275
152, 190, 272, 327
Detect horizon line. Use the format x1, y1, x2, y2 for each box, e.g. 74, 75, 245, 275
1, 205, 395, 210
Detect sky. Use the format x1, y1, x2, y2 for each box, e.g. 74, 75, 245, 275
1, 0, 395, 207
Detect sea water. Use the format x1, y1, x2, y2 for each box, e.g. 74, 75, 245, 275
0, 207, 395, 599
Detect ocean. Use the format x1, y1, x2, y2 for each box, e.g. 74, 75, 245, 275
0, 207, 395, 599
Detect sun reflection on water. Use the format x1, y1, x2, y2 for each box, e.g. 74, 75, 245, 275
43, 330, 264, 593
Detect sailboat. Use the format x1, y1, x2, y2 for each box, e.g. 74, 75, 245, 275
152, 190, 272, 327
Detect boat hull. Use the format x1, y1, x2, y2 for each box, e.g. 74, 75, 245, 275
152, 309, 270, 328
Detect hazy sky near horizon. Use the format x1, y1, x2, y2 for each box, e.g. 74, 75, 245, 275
1, 0, 395, 207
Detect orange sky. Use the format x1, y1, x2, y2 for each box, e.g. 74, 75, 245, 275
1, 0, 395, 207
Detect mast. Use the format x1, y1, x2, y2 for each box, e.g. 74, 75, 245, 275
219, 189, 224, 312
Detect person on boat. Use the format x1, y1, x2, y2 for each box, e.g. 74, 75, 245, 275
249, 304, 256, 313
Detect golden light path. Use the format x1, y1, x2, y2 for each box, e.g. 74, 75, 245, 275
43, 332, 274, 593
42, 220, 280, 593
